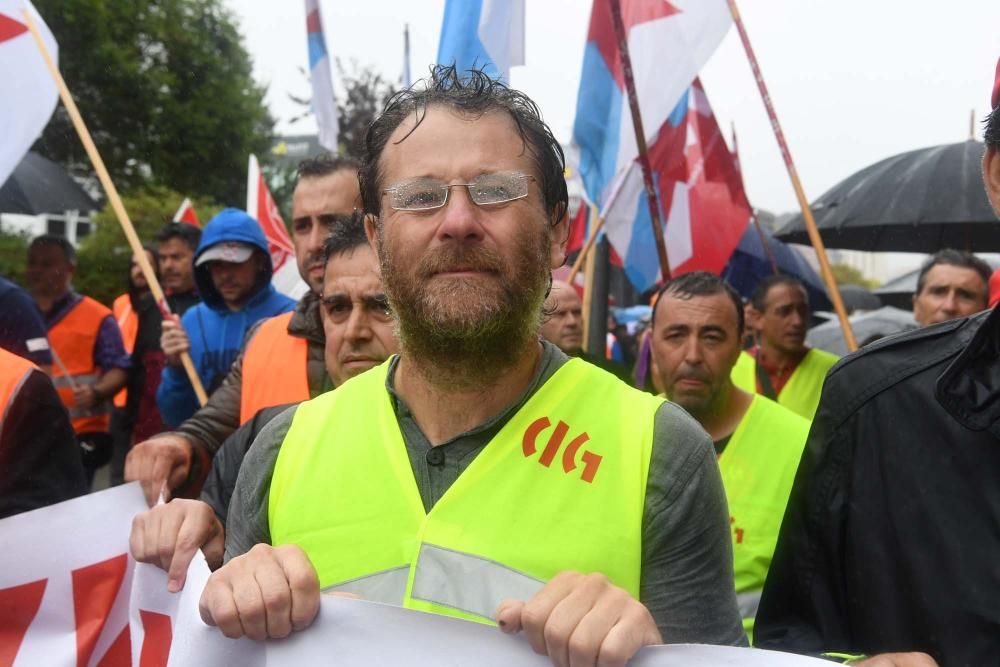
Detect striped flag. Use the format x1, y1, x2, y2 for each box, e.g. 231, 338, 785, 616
305, 0, 338, 153
437, 0, 525, 82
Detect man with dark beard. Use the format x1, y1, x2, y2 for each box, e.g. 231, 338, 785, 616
201, 66, 744, 664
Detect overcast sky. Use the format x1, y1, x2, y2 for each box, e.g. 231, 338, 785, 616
226, 0, 999, 220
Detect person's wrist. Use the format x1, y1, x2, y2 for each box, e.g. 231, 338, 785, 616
91, 385, 106, 402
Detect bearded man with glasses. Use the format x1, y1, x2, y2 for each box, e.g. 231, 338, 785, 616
200, 66, 745, 665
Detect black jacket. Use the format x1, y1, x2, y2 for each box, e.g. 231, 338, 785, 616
754, 306, 1000, 665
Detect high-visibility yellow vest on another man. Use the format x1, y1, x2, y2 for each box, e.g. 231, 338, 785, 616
49, 296, 114, 434
239, 312, 310, 424
269, 358, 664, 624
731, 348, 838, 419
717, 394, 810, 637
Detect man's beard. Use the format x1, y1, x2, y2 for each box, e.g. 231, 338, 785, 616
376, 226, 551, 388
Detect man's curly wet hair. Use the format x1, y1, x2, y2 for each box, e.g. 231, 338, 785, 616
359, 64, 569, 222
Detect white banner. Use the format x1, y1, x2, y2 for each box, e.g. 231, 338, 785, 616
0, 485, 828, 666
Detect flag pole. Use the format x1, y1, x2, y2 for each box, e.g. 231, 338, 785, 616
608, 0, 671, 282
22, 8, 210, 405
725, 0, 857, 352
567, 206, 606, 285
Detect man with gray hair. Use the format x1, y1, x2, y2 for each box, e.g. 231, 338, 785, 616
911, 248, 990, 326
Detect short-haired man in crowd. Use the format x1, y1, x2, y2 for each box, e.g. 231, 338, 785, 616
911, 248, 990, 326
732, 275, 838, 419
155, 208, 296, 426
753, 58, 1000, 667
195, 67, 745, 663
26, 235, 130, 484
130, 214, 398, 591
154, 222, 202, 314
648, 272, 810, 638
127, 156, 362, 503
539, 279, 631, 382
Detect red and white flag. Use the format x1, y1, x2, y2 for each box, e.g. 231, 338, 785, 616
0, 0, 58, 187
171, 198, 200, 228
246, 154, 309, 300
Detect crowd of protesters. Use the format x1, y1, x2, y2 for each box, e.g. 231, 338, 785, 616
2, 60, 999, 666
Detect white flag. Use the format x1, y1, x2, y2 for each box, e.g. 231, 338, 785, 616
0, 0, 58, 186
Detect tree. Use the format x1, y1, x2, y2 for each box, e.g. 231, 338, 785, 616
289, 61, 397, 161
831, 263, 880, 289
75, 185, 220, 306
0, 230, 30, 286
32, 0, 273, 206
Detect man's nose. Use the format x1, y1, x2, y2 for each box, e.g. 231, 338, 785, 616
344, 308, 373, 342
436, 186, 485, 243
307, 222, 328, 255
941, 291, 960, 313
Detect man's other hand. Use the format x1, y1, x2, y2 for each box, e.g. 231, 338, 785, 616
130, 499, 224, 592
125, 434, 194, 505
495, 571, 662, 667
161, 315, 191, 366
853, 654, 940, 666
199, 544, 320, 641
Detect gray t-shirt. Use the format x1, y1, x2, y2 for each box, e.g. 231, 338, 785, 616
226, 342, 746, 646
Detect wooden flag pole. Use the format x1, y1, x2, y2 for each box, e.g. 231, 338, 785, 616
567, 206, 606, 285
726, 0, 857, 352
608, 0, 671, 282
22, 8, 210, 405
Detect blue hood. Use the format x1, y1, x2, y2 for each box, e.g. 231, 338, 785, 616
193, 208, 274, 310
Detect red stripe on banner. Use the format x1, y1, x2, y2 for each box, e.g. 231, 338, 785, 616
72, 554, 128, 667
138, 610, 173, 667
96, 624, 131, 667
0, 578, 47, 667
306, 10, 321, 34
0, 13, 28, 44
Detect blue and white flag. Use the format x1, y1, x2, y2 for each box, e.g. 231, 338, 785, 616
305, 0, 338, 153
437, 0, 525, 82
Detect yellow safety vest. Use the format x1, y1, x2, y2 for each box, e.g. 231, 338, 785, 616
269, 357, 664, 624
731, 348, 838, 419
718, 394, 810, 638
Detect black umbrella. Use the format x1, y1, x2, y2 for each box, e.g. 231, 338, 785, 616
0, 152, 97, 215
776, 141, 997, 252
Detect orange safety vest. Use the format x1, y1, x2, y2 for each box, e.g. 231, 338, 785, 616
49, 296, 113, 434
239, 312, 310, 424
0, 349, 38, 442
111, 293, 138, 408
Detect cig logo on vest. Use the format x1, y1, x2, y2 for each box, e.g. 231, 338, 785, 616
522, 416, 603, 483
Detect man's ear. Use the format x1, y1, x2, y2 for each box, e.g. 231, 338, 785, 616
364, 214, 380, 253
984, 148, 1000, 218
549, 204, 570, 270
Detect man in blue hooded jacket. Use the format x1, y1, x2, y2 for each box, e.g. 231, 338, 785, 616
157, 208, 295, 426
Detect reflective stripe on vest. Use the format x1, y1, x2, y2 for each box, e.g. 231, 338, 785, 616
719, 395, 810, 638
111, 293, 137, 408
730, 349, 839, 419
239, 312, 310, 424
0, 350, 38, 443
269, 357, 663, 624
48, 296, 113, 434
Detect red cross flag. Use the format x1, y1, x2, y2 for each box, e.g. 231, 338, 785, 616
0, 0, 57, 187
246, 154, 309, 300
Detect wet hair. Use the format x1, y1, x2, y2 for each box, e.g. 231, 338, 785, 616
297, 153, 361, 180
154, 222, 202, 252
28, 234, 76, 266
360, 64, 568, 222
653, 271, 745, 335
985, 107, 1000, 150
323, 212, 369, 263
750, 274, 807, 312
915, 249, 991, 300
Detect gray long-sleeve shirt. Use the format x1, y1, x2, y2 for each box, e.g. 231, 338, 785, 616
225, 342, 746, 646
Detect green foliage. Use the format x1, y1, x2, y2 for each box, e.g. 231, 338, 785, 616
0, 229, 30, 284
831, 263, 881, 289
32, 0, 274, 206
75, 185, 219, 306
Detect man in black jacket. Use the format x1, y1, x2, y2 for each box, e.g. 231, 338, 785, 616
754, 60, 1000, 667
